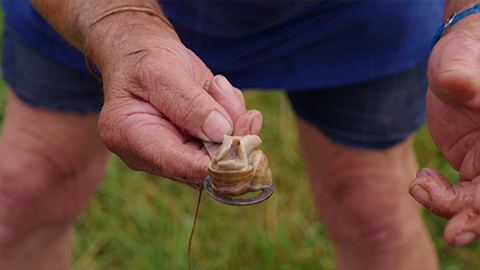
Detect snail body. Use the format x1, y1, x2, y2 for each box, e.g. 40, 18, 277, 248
207, 135, 272, 196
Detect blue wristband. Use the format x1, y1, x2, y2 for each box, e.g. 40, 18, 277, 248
431, 3, 480, 49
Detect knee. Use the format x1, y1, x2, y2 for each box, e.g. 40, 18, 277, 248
0, 151, 86, 244
331, 200, 401, 247
318, 182, 415, 249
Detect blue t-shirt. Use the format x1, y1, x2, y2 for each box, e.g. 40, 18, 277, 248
1, 0, 445, 90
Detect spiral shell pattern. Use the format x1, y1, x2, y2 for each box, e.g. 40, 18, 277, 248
208, 135, 272, 196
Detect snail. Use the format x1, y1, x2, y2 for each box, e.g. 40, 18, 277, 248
207, 135, 273, 196
191, 135, 273, 269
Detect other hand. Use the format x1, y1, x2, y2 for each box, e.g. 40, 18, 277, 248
410, 12, 480, 246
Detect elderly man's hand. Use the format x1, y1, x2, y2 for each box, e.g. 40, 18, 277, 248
409, 10, 480, 246
86, 11, 262, 190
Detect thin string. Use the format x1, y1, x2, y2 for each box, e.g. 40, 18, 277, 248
85, 56, 103, 82
188, 187, 203, 270
91, 6, 173, 28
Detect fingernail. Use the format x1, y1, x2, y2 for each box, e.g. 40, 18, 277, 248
202, 111, 232, 142
215, 75, 235, 95
203, 80, 210, 90
409, 185, 431, 206
454, 232, 477, 246
417, 169, 430, 177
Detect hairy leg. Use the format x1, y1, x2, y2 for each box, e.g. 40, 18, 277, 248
296, 117, 438, 270
0, 90, 110, 270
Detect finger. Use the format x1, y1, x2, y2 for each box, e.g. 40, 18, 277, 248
205, 75, 247, 120
99, 98, 210, 190
428, 17, 480, 109
232, 110, 263, 136
409, 167, 475, 218
444, 208, 480, 247
205, 75, 263, 136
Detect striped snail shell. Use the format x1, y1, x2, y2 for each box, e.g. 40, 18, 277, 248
207, 135, 272, 196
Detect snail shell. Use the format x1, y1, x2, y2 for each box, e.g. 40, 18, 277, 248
208, 135, 272, 196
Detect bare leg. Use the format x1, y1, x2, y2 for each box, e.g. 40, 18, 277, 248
0, 90, 110, 270
296, 117, 438, 270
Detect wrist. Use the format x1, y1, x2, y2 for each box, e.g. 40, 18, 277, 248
432, 2, 480, 48
83, 7, 178, 81
444, 1, 480, 19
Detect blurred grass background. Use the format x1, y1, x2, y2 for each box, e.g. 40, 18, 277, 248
0, 9, 480, 270
70, 91, 480, 270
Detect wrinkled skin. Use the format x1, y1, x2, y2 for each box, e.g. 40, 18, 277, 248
85, 13, 263, 190
409, 14, 480, 247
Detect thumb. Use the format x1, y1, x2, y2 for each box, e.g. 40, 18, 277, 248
409, 168, 475, 219
145, 73, 237, 143
428, 18, 480, 109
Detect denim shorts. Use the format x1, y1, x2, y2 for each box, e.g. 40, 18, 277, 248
288, 59, 427, 149
1, 24, 103, 113
1, 23, 427, 149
